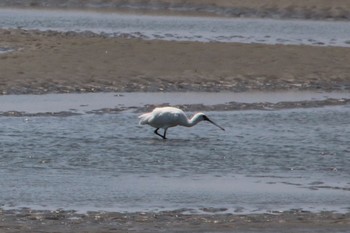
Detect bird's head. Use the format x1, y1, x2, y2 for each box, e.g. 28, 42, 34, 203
198, 113, 225, 131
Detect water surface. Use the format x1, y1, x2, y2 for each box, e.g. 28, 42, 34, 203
1, 8, 350, 47
1, 91, 349, 113
0, 95, 349, 214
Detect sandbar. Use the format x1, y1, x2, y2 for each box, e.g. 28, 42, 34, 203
1, 29, 350, 95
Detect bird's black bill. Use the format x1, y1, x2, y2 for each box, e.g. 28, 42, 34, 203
206, 118, 225, 131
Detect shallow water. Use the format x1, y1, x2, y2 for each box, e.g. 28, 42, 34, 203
0, 94, 349, 214
1, 8, 350, 47
0, 47, 15, 54
1, 91, 349, 113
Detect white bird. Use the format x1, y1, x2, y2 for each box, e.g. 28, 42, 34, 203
138, 106, 225, 139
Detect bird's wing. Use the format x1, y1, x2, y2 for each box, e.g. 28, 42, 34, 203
152, 108, 187, 128
139, 107, 187, 128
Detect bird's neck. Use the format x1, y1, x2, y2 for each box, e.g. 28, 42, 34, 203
185, 113, 203, 127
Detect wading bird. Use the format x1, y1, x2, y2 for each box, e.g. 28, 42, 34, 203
139, 106, 225, 139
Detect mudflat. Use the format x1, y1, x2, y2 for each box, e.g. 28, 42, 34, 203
1, 29, 350, 94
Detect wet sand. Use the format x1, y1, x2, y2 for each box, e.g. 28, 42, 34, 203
1, 29, 350, 95
1, 208, 350, 233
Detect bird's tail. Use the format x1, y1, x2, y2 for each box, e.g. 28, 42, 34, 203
138, 113, 151, 125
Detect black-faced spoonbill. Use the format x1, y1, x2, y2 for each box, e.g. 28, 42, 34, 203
138, 106, 225, 139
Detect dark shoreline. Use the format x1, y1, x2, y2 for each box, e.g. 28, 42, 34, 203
1, 208, 350, 233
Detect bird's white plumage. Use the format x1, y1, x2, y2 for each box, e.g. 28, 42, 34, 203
139, 107, 188, 128
138, 106, 224, 139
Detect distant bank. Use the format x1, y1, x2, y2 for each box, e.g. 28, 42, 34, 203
1, 0, 350, 20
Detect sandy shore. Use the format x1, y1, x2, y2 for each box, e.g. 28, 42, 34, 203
1, 0, 350, 20
1, 29, 350, 95
0, 208, 349, 233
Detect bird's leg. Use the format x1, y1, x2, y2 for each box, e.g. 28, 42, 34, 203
163, 128, 168, 139
154, 128, 166, 139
